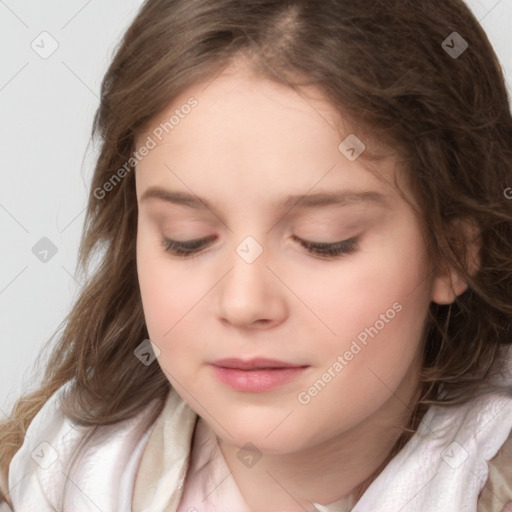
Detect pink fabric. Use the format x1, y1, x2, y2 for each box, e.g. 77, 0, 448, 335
176, 417, 252, 512
7, 347, 512, 512
176, 416, 355, 512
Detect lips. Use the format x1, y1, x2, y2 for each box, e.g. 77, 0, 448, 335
211, 357, 306, 370
209, 358, 310, 392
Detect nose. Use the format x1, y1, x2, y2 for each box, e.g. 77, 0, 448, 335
216, 238, 288, 330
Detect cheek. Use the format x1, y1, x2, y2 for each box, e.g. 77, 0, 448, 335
327, 237, 429, 402
136, 227, 191, 343
296, 220, 430, 384
295, 285, 429, 441
288, 219, 430, 349
136, 226, 222, 375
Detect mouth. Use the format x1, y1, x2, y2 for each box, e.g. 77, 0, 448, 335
211, 357, 307, 370
210, 358, 310, 392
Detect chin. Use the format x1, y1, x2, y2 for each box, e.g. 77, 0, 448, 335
209, 407, 316, 454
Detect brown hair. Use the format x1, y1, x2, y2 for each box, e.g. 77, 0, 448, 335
2, 0, 512, 503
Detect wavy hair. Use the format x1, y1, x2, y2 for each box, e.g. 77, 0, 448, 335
2, 0, 512, 503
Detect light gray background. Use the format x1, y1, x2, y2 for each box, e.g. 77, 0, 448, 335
1, 0, 512, 415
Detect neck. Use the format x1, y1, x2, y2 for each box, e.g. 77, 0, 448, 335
217, 363, 426, 511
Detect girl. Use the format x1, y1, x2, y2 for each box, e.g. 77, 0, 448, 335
1, 0, 512, 510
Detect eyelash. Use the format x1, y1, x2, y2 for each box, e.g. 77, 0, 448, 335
161, 234, 359, 259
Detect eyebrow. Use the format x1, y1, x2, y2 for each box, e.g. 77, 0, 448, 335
139, 186, 391, 211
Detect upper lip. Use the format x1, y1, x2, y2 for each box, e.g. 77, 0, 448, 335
211, 358, 307, 370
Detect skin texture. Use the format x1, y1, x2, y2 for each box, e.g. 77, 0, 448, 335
134, 58, 469, 511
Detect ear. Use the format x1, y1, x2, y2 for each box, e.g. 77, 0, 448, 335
431, 217, 481, 305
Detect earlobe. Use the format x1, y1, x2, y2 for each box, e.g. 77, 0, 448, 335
430, 217, 481, 305
431, 268, 469, 305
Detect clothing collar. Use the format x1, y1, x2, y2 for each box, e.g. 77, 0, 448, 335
132, 382, 512, 512
133, 398, 356, 512
8, 350, 512, 511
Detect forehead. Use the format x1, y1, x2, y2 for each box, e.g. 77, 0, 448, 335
134, 61, 405, 209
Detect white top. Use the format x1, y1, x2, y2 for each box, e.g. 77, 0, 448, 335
7, 349, 512, 511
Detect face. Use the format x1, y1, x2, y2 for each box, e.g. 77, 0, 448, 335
135, 59, 436, 455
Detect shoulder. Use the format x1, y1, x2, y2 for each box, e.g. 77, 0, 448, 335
6, 381, 87, 509
7, 381, 163, 511
0, 383, 74, 510
477, 425, 512, 512
0, 468, 12, 510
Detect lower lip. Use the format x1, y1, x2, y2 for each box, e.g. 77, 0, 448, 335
210, 365, 309, 392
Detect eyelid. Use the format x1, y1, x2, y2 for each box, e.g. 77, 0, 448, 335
291, 234, 359, 258
161, 235, 216, 258
161, 233, 360, 259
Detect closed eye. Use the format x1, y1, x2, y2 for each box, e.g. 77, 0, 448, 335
161, 234, 359, 259
291, 235, 359, 258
